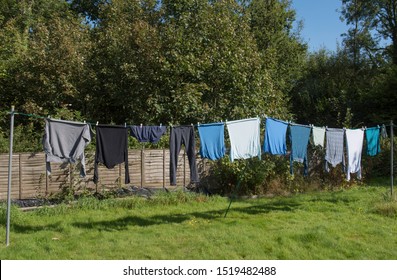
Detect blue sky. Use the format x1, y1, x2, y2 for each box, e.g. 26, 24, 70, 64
291, 0, 347, 52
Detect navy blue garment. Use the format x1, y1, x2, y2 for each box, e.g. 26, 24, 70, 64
129, 125, 167, 143
263, 118, 288, 155
197, 122, 225, 161
289, 124, 311, 176
170, 126, 199, 186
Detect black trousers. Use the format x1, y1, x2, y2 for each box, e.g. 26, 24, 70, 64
170, 126, 199, 186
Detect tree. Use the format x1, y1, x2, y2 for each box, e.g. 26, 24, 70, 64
341, 0, 397, 65
340, 0, 397, 124
0, 0, 91, 116
290, 47, 380, 127
84, 0, 164, 124
248, 0, 307, 104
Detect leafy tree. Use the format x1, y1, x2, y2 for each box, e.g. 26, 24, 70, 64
341, 0, 397, 65
248, 0, 307, 107
0, 0, 91, 117
290, 47, 380, 127
340, 0, 397, 123
84, 0, 163, 124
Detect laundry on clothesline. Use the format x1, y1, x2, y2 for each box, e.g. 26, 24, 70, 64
263, 118, 288, 155
11, 109, 391, 185
42, 118, 91, 177
325, 128, 345, 172
289, 124, 311, 176
226, 117, 261, 162
312, 126, 325, 148
129, 125, 167, 143
197, 122, 226, 161
346, 128, 364, 181
365, 126, 381, 156
94, 125, 130, 184
169, 126, 199, 186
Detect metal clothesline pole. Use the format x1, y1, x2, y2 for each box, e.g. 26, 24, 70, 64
6, 105, 15, 246
224, 160, 250, 218
391, 120, 394, 198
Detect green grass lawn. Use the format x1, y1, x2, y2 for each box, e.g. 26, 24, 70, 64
0, 180, 396, 260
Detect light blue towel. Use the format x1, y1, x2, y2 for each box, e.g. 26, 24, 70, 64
197, 123, 225, 161
365, 127, 381, 156
263, 118, 288, 155
226, 118, 261, 162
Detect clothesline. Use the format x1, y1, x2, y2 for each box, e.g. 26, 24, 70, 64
9, 110, 396, 130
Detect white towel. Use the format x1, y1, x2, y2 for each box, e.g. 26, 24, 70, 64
312, 126, 325, 148
226, 118, 261, 162
345, 129, 364, 181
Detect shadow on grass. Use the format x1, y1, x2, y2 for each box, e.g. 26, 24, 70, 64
12, 222, 64, 233
9, 200, 301, 233
68, 200, 300, 231
231, 200, 300, 215
308, 194, 359, 205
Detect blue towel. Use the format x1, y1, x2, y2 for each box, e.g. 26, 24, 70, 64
198, 123, 226, 160
129, 125, 167, 143
365, 127, 381, 156
263, 118, 288, 155
289, 124, 311, 176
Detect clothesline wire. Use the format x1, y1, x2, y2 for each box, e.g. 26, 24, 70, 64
13, 112, 46, 119
8, 110, 396, 130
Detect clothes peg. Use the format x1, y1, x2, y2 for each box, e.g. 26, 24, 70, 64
96, 121, 99, 126
160, 123, 162, 127
140, 123, 143, 128
83, 120, 86, 124
124, 123, 126, 127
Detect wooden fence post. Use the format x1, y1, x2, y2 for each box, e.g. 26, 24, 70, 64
163, 148, 166, 189
118, 163, 122, 187
183, 150, 186, 188
19, 154, 22, 200
141, 145, 145, 188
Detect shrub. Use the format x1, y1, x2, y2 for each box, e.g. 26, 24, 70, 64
199, 155, 291, 196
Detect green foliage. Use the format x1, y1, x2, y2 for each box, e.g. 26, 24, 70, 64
341, 0, 397, 64
200, 155, 294, 196
1, 0, 303, 127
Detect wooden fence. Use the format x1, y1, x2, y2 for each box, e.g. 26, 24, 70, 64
0, 149, 210, 200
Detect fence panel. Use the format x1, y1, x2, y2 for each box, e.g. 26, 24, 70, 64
19, 153, 46, 199
0, 149, 205, 199
0, 154, 20, 200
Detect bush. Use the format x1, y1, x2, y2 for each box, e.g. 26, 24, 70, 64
199, 146, 362, 197
199, 155, 291, 196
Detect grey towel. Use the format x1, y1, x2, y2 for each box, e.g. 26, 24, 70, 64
43, 118, 91, 177
325, 128, 345, 172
